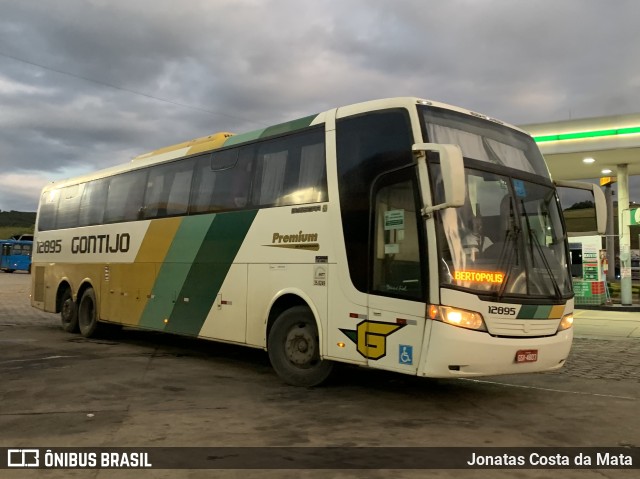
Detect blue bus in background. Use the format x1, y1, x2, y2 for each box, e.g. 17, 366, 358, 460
1, 239, 33, 273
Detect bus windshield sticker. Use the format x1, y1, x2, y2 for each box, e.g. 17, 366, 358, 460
384, 244, 400, 255
384, 210, 405, 230
513, 179, 527, 198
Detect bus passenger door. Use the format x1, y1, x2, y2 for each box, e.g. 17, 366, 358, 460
0, 243, 10, 270
365, 169, 429, 375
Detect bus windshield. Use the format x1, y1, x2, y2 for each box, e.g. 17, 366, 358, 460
421, 107, 572, 299
421, 106, 549, 177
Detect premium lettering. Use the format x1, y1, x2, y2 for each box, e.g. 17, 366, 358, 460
272, 231, 318, 244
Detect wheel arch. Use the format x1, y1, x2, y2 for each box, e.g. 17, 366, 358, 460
55, 277, 98, 313
55, 279, 74, 313
265, 289, 325, 353
77, 279, 98, 311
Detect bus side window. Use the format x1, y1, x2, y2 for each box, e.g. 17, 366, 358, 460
190, 153, 217, 213
225, 148, 254, 208
293, 139, 327, 204
56, 184, 83, 229
143, 158, 195, 218
209, 148, 252, 210
38, 189, 60, 232
78, 179, 108, 226
252, 128, 326, 207
190, 149, 251, 213
253, 143, 288, 206
104, 170, 148, 223
166, 165, 194, 215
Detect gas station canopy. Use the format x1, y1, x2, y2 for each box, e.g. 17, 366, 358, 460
520, 113, 640, 305
520, 113, 640, 181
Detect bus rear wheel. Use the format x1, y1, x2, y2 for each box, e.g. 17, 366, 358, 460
60, 288, 79, 333
267, 306, 333, 387
78, 288, 100, 338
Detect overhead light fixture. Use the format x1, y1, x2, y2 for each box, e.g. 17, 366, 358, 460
601, 169, 612, 174
582, 157, 595, 164
533, 126, 640, 143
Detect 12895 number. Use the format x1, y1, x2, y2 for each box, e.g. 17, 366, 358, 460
36, 239, 62, 254
488, 306, 517, 315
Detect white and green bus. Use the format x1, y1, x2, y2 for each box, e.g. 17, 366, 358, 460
32, 97, 605, 386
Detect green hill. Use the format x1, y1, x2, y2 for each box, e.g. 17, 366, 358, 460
0, 210, 36, 239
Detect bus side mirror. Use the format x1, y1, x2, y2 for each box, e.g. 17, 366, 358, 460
412, 143, 465, 215
555, 180, 607, 236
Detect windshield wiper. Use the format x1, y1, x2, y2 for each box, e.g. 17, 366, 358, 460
520, 200, 562, 299
494, 224, 519, 301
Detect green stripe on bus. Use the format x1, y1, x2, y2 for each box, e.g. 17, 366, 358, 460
223, 129, 266, 147
261, 114, 318, 138
165, 209, 258, 336
517, 305, 538, 319
533, 305, 552, 319
138, 214, 215, 330
517, 305, 556, 319
222, 114, 318, 147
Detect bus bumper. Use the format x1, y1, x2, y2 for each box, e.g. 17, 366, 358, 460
418, 320, 573, 378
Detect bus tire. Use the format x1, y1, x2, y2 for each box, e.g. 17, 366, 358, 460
267, 306, 333, 387
60, 288, 79, 333
78, 288, 100, 338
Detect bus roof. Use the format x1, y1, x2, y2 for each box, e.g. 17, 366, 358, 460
132, 131, 235, 163
39, 97, 527, 194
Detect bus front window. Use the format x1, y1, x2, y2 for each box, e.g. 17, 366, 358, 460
435, 168, 572, 299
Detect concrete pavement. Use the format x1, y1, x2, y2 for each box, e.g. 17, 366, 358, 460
574, 308, 640, 339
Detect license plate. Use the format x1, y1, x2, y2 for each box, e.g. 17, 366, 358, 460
515, 349, 538, 363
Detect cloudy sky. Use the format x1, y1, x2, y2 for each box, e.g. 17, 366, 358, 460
1, 0, 640, 211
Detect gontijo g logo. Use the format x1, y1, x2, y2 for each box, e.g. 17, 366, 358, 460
340, 320, 404, 360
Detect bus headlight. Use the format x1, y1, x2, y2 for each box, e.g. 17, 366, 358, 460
557, 313, 574, 331
428, 305, 487, 332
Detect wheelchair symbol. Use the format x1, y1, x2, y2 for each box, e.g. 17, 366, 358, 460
399, 345, 413, 365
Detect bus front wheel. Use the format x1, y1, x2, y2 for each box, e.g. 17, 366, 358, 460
78, 288, 100, 338
267, 306, 333, 387
60, 288, 79, 333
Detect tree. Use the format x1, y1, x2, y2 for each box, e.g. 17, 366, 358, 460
567, 200, 595, 210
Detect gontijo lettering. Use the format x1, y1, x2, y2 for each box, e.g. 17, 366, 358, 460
71, 233, 130, 254
36, 234, 132, 255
